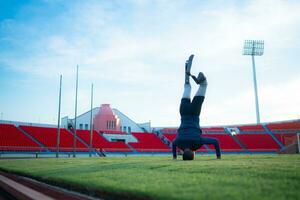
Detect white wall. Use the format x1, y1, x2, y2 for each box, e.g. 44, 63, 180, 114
62, 107, 146, 133
61, 107, 100, 130
113, 109, 144, 133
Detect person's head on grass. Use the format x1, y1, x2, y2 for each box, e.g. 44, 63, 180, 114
183, 149, 194, 160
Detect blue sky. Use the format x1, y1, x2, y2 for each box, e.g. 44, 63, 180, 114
0, 0, 300, 127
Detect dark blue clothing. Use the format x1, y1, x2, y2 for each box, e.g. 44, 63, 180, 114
173, 96, 221, 159
172, 137, 221, 158
177, 97, 204, 138
175, 97, 204, 142
178, 115, 201, 136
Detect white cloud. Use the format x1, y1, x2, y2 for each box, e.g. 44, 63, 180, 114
202, 76, 300, 126
1, 0, 300, 126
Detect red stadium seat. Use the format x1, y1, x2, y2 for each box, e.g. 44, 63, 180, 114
76, 130, 131, 152
0, 124, 42, 151
235, 134, 280, 152
266, 121, 300, 135
202, 134, 243, 152
20, 126, 89, 152
274, 133, 297, 146
162, 134, 176, 143
163, 133, 242, 152
129, 132, 170, 152
238, 125, 265, 132
202, 127, 225, 133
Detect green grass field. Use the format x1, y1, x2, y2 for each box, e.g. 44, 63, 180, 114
0, 155, 299, 200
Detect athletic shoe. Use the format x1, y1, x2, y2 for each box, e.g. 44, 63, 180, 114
197, 72, 206, 83
185, 54, 194, 84
185, 54, 194, 74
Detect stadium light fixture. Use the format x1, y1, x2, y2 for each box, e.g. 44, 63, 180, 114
243, 40, 264, 124
56, 75, 62, 158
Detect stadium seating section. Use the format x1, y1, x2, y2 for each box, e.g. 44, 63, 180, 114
266, 121, 300, 130
129, 133, 170, 152
202, 127, 225, 133
202, 134, 243, 152
235, 134, 280, 152
99, 130, 128, 134
1, 120, 299, 153
76, 130, 131, 152
0, 124, 41, 151
274, 133, 297, 146
162, 133, 177, 143
238, 125, 265, 132
20, 125, 89, 151
163, 133, 242, 152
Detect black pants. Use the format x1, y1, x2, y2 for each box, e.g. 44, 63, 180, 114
179, 96, 221, 157
180, 96, 204, 116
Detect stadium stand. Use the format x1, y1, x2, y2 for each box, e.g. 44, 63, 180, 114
202, 127, 225, 133
20, 126, 89, 151
266, 121, 300, 130
202, 134, 244, 152
238, 124, 265, 132
129, 133, 170, 152
0, 124, 42, 151
235, 133, 280, 152
162, 133, 176, 143
161, 128, 242, 152
265, 121, 300, 147
1, 119, 299, 155
99, 130, 128, 134
162, 133, 208, 152
274, 134, 297, 146
76, 130, 132, 152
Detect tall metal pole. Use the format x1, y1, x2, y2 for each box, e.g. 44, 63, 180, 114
243, 40, 264, 124
56, 75, 62, 158
251, 54, 261, 124
89, 83, 94, 157
297, 133, 300, 154
73, 65, 79, 157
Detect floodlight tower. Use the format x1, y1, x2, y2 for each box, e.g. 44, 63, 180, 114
243, 40, 264, 124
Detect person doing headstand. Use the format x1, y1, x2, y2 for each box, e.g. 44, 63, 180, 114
172, 55, 221, 160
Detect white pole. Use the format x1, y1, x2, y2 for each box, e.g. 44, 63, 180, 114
73, 65, 79, 157
56, 75, 62, 158
251, 54, 261, 124
297, 133, 300, 154
89, 83, 94, 157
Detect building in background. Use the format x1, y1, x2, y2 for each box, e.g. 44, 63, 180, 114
61, 104, 150, 133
